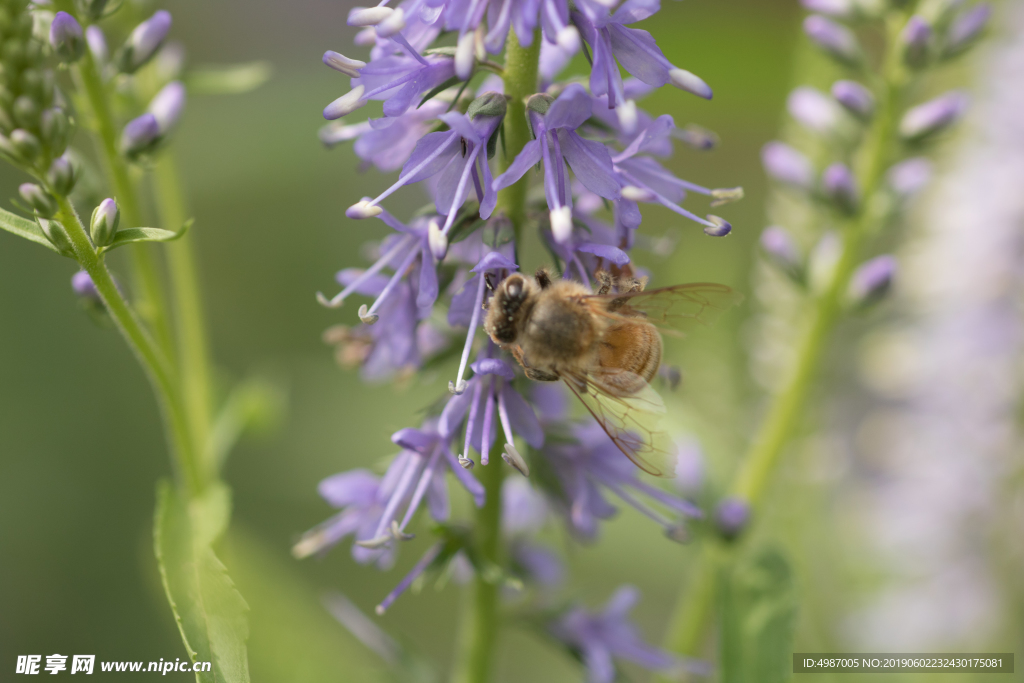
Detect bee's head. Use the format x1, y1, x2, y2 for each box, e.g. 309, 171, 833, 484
485, 273, 533, 344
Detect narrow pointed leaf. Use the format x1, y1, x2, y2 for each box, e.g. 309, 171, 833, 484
101, 218, 193, 253
0, 206, 59, 253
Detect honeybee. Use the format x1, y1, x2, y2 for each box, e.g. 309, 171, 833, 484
484, 268, 741, 476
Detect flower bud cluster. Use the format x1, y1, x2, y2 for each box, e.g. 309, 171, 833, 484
0, 0, 73, 189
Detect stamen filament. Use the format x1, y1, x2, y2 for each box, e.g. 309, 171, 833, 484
317, 233, 416, 308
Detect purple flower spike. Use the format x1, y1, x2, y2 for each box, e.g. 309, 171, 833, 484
715, 497, 751, 539
822, 162, 859, 213
803, 14, 862, 66
944, 4, 991, 56
494, 85, 620, 243
761, 141, 813, 189
901, 16, 933, 68
899, 91, 969, 141
71, 270, 100, 301
119, 10, 172, 73
832, 80, 875, 120
50, 12, 84, 62
551, 586, 685, 683
148, 81, 186, 133
848, 254, 897, 308
887, 157, 932, 197
120, 113, 161, 157
788, 86, 841, 134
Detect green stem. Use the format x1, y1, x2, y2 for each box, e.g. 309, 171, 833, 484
452, 31, 539, 683
71, 36, 175, 358
54, 196, 204, 496
453, 454, 505, 683
153, 153, 214, 470
662, 10, 909, 658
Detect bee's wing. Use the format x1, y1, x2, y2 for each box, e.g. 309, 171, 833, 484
561, 367, 674, 477
584, 282, 743, 331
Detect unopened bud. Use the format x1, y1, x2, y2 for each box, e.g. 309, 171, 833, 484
322, 51, 366, 77
704, 215, 732, 237
90, 198, 120, 247
762, 141, 813, 189
550, 206, 573, 243
899, 91, 968, 141
427, 219, 448, 260
526, 93, 554, 116
347, 6, 394, 26
118, 10, 172, 73
467, 91, 507, 120
715, 497, 751, 540
831, 79, 875, 120
788, 86, 841, 134
86, 25, 107, 63
71, 270, 100, 301
20, 183, 57, 217
455, 31, 475, 80
346, 200, 382, 219
760, 226, 805, 283
120, 113, 161, 157
710, 186, 744, 207
822, 162, 859, 213
13, 96, 40, 129
40, 108, 70, 156
803, 15, 863, 66
38, 217, 76, 258
669, 68, 712, 100
323, 85, 366, 120
47, 155, 77, 196
887, 157, 932, 197
943, 3, 990, 57
50, 12, 85, 62
148, 81, 185, 133
901, 16, 933, 68
848, 255, 896, 308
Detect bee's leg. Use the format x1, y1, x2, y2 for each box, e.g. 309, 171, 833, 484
524, 367, 560, 382
595, 270, 614, 295
535, 267, 552, 289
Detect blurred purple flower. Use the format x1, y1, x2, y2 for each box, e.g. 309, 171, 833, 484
320, 98, 447, 172
324, 54, 456, 120
762, 141, 814, 189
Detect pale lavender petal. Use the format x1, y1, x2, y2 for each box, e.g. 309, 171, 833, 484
391, 427, 436, 452
544, 83, 593, 130
417, 246, 439, 308
610, 0, 660, 25
493, 139, 543, 191
607, 25, 671, 87
559, 131, 621, 199
400, 131, 461, 183
501, 384, 544, 447
471, 357, 516, 379
318, 470, 380, 507
578, 242, 629, 265
472, 251, 519, 272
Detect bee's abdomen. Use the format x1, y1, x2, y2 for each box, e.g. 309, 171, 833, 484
598, 322, 662, 383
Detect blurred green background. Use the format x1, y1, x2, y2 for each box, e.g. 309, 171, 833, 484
7, 0, 982, 680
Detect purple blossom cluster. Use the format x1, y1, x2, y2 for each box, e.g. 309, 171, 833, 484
300, 0, 741, 677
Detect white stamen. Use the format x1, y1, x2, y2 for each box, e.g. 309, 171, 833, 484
455, 32, 475, 80
550, 206, 573, 243
316, 232, 414, 308
557, 25, 580, 53
291, 533, 325, 559
669, 68, 713, 100
358, 304, 380, 324
390, 520, 415, 541
349, 6, 394, 26
346, 199, 382, 219
450, 269, 487, 393
449, 379, 468, 395
376, 8, 406, 37
355, 535, 392, 549
374, 605, 386, 616
621, 185, 656, 202
323, 51, 366, 77
502, 444, 530, 477
703, 215, 732, 237
428, 218, 448, 261
325, 85, 367, 120
458, 455, 475, 469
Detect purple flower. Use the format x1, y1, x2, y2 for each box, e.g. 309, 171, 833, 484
803, 14, 862, 66
71, 270, 100, 301
715, 497, 751, 539
611, 114, 739, 234
320, 98, 447, 172
832, 79, 875, 120
788, 86, 841, 134
848, 254, 897, 307
324, 53, 456, 120
119, 10, 172, 73
439, 353, 544, 470
901, 15, 933, 68
550, 586, 688, 683
493, 84, 621, 243
899, 91, 969, 141
944, 3, 991, 56
148, 81, 186, 133
539, 419, 700, 540
546, 211, 630, 287
86, 25, 107, 63
120, 113, 161, 157
762, 141, 814, 189
572, 0, 711, 108
347, 106, 503, 242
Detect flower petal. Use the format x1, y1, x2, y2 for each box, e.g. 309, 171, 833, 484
318, 469, 380, 507
501, 384, 544, 447
607, 25, 671, 87
493, 139, 542, 191
544, 83, 593, 131
471, 357, 516, 379
559, 130, 622, 199
578, 242, 630, 265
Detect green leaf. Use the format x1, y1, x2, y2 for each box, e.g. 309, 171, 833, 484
0, 205, 59, 253
186, 63, 273, 95
101, 218, 193, 253
418, 76, 461, 109
155, 480, 251, 683
719, 546, 797, 683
